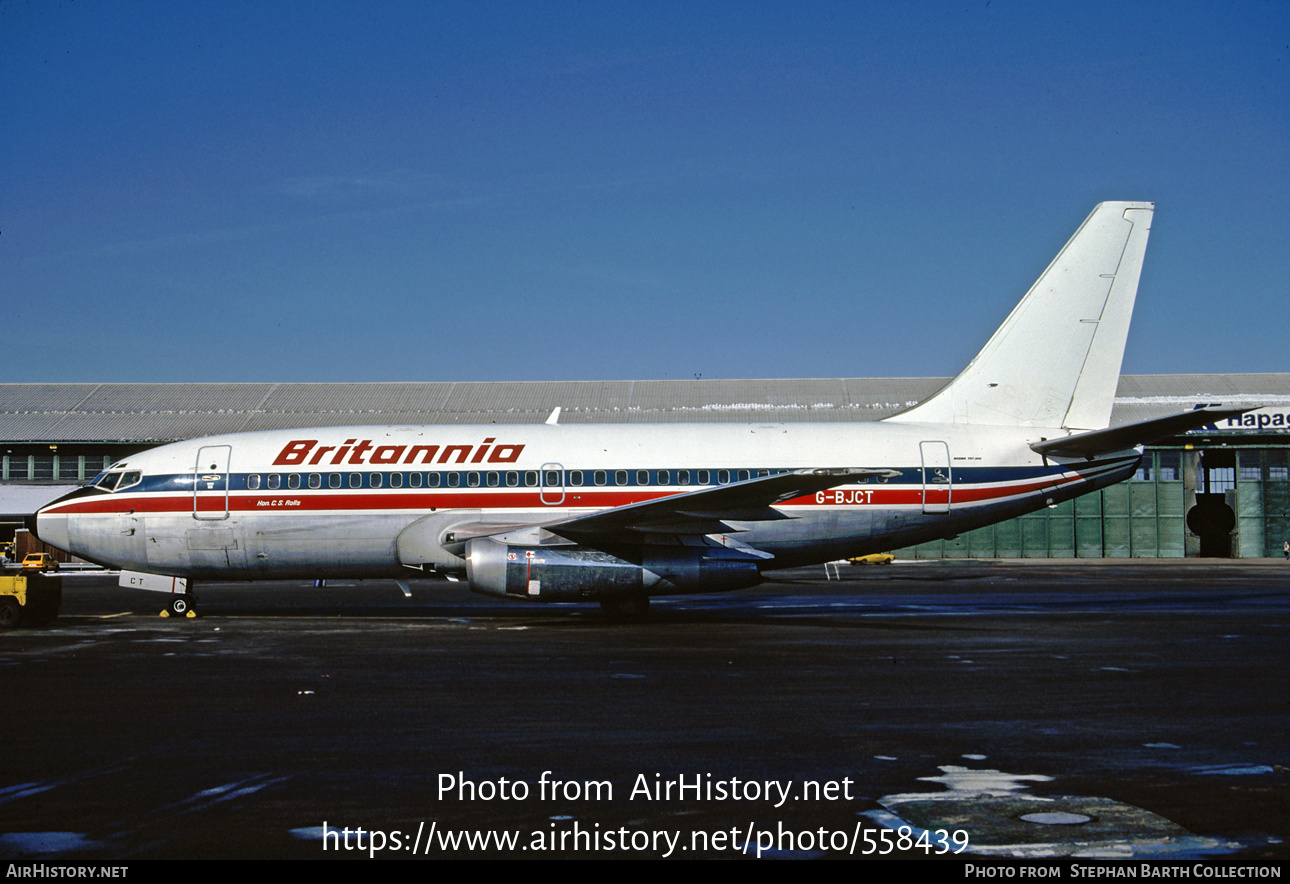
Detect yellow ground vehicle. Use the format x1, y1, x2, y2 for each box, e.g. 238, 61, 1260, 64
848, 553, 895, 565
21, 552, 59, 571
0, 573, 62, 629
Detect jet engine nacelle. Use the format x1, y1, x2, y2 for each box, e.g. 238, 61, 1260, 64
464, 538, 763, 602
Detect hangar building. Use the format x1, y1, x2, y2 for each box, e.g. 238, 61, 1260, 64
2, 375, 1287, 559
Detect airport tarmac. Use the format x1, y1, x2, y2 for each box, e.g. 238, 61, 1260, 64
1, 561, 1287, 860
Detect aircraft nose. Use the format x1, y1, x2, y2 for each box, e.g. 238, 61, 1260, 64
32, 507, 70, 553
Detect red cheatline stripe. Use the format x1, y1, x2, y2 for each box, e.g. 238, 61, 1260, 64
43, 470, 1097, 517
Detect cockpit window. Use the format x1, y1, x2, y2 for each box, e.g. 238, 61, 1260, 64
92, 470, 142, 492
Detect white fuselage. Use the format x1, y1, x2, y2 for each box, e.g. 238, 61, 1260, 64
36, 420, 1138, 584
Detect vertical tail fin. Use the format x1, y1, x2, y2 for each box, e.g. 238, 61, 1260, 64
887, 201, 1154, 430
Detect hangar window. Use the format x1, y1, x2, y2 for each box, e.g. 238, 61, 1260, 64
1158, 452, 1182, 482
267, 474, 281, 489
1238, 453, 1261, 482
287, 474, 301, 489
349, 473, 362, 488
247, 474, 261, 490
1268, 452, 1288, 481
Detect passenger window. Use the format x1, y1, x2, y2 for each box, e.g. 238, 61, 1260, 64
247, 474, 261, 490
615, 470, 627, 486
637, 470, 649, 485
467, 472, 480, 487
524, 471, 537, 487
448, 473, 460, 487
287, 474, 301, 489
505, 471, 518, 487
427, 473, 441, 487
370, 472, 382, 488
329, 473, 342, 489
267, 474, 281, 489
487, 472, 499, 487
390, 472, 403, 488
658, 470, 670, 485
409, 473, 422, 488
308, 473, 321, 489
738, 470, 749, 482
718, 470, 730, 484
698, 470, 710, 485
677, 470, 690, 485
545, 470, 560, 487
569, 470, 583, 486
594, 470, 607, 486
349, 473, 362, 488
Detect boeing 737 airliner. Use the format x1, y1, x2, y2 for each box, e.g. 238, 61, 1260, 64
34, 202, 1244, 615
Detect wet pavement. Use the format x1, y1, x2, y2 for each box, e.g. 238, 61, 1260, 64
1, 561, 1287, 859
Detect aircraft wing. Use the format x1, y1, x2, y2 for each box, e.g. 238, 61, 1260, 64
545, 467, 899, 539
1031, 407, 1253, 459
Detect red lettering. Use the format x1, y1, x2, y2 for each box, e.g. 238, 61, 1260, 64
332, 439, 356, 465
471, 438, 495, 463
403, 445, 440, 464
439, 444, 472, 464
488, 444, 524, 463
308, 446, 336, 465
372, 445, 406, 464
348, 440, 374, 464
274, 440, 317, 466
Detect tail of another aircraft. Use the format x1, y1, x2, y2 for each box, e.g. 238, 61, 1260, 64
887, 201, 1154, 431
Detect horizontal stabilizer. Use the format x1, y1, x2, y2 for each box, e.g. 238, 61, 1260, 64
1030, 407, 1253, 459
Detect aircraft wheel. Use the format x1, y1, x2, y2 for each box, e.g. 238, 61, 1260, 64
0, 597, 22, 629
169, 595, 193, 616
599, 594, 650, 619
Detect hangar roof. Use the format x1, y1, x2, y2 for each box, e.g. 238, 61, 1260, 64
0, 375, 1286, 443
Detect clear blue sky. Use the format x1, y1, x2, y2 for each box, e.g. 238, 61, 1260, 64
4, 1, 1287, 383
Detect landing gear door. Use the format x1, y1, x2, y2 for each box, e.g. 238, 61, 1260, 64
920, 441, 952, 514
194, 445, 232, 520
